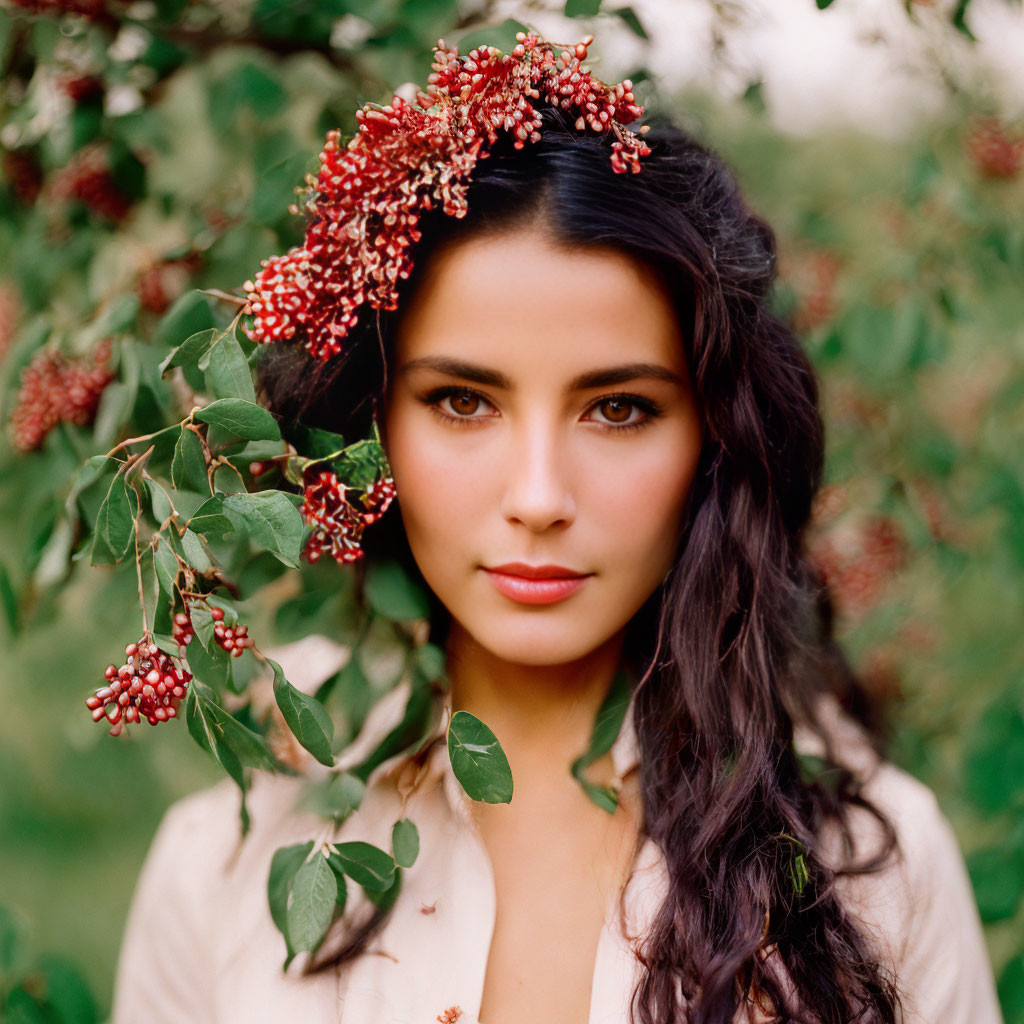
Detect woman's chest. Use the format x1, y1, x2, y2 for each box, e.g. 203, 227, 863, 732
472, 775, 643, 1024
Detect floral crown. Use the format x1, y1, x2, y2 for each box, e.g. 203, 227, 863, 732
243, 30, 652, 567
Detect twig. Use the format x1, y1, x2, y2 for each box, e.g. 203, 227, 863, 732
134, 503, 149, 635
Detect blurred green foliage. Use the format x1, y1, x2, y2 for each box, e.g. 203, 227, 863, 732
0, 0, 1022, 1020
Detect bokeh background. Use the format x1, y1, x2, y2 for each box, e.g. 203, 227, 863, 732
1, 0, 1022, 1020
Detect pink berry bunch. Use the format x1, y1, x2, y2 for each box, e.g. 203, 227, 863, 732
210, 606, 254, 657
10, 340, 114, 452
966, 117, 1023, 180
86, 636, 192, 736
242, 31, 649, 362
172, 604, 254, 657
300, 470, 396, 565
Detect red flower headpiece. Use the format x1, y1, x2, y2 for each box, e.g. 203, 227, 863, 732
241, 30, 651, 363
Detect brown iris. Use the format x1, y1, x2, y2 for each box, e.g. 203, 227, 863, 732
598, 398, 633, 423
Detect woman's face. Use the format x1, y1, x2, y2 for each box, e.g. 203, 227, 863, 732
383, 226, 703, 667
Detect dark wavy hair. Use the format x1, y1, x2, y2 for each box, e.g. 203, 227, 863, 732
255, 105, 902, 1024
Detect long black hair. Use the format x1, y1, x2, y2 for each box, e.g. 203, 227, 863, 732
255, 104, 902, 1024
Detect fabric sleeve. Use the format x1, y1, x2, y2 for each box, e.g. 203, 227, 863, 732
111, 780, 239, 1024
835, 768, 1004, 1024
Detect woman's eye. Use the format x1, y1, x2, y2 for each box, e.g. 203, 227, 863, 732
446, 391, 483, 416
590, 397, 642, 426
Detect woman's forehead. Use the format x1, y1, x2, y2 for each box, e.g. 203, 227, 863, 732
395, 228, 687, 379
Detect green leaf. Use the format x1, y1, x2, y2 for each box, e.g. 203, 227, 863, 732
999, 953, 1024, 1023
364, 560, 431, 621
0, 563, 19, 634
355, 683, 438, 782
83, 293, 140, 346
570, 667, 630, 814
967, 846, 1024, 922
0, 904, 23, 975
447, 711, 514, 804
411, 642, 446, 685
153, 540, 179, 598
288, 423, 347, 461
154, 291, 215, 350
297, 771, 365, 822
145, 478, 175, 527
612, 6, 649, 39
392, 819, 419, 868
185, 684, 244, 788
178, 528, 213, 573
195, 399, 281, 441
32, 954, 99, 1024
330, 841, 396, 892
268, 841, 313, 956
187, 494, 235, 536
564, 0, 601, 15
190, 601, 218, 655
202, 330, 257, 403
287, 853, 336, 953
330, 437, 390, 489
185, 683, 276, 779
90, 475, 138, 566
64, 455, 116, 523
183, 629, 231, 689
951, 0, 976, 39
171, 425, 210, 495
364, 865, 402, 913
158, 327, 219, 378
223, 491, 305, 567
816, 0, 836, 7
270, 658, 335, 767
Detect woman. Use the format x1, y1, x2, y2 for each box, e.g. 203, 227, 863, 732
112, 31, 1002, 1024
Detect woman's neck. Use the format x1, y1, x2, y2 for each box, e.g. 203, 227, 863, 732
444, 623, 627, 783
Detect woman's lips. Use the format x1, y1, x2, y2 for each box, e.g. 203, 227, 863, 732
482, 568, 591, 605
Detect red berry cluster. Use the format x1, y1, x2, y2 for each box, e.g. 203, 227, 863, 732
211, 606, 253, 657
49, 145, 132, 221
242, 31, 649, 362
137, 255, 200, 314
809, 515, 908, 618
173, 604, 254, 657
57, 74, 104, 103
86, 637, 192, 736
3, 150, 43, 205
966, 117, 1023, 180
300, 471, 397, 565
10, 340, 114, 452
793, 250, 841, 333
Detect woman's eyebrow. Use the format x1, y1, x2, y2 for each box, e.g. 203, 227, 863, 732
397, 356, 683, 390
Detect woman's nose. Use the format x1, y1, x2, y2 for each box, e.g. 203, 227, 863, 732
498, 421, 576, 532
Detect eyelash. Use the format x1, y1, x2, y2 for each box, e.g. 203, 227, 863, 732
418, 386, 662, 433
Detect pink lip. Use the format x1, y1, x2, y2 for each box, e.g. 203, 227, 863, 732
483, 563, 592, 606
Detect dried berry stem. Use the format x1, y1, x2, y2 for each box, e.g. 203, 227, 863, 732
134, 505, 149, 635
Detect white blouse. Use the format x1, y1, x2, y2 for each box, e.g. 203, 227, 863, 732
111, 634, 1004, 1024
